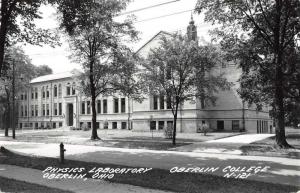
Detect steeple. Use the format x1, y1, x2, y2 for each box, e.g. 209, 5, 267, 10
187, 13, 197, 41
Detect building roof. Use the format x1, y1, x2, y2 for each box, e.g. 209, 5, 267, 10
30, 69, 80, 84
135, 31, 172, 54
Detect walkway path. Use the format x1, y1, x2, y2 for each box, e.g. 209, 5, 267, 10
206, 134, 274, 144
0, 164, 172, 193
173, 134, 275, 154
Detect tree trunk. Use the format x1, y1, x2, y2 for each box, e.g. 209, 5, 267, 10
127, 97, 131, 130
0, 0, 9, 76
172, 102, 179, 145
4, 102, 10, 137
89, 60, 100, 140
274, 64, 290, 148
273, 0, 291, 148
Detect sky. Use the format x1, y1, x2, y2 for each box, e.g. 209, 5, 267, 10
23, 0, 214, 73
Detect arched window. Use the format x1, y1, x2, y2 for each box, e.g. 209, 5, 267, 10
72, 82, 76, 95
58, 84, 62, 97
54, 85, 57, 97
66, 83, 71, 96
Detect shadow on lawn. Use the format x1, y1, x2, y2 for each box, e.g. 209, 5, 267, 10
0, 146, 299, 193
240, 133, 300, 159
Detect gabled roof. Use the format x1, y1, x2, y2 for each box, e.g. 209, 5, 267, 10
135, 31, 172, 54
30, 69, 80, 84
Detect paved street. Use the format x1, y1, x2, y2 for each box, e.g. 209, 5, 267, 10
1, 140, 299, 187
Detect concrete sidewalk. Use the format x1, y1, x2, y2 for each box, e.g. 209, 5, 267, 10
173, 134, 275, 154
206, 134, 274, 144
0, 164, 171, 193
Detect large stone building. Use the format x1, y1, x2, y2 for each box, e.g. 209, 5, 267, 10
17, 18, 273, 133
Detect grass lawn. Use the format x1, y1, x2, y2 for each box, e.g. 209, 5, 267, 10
0, 176, 72, 193
0, 147, 298, 193
241, 133, 300, 158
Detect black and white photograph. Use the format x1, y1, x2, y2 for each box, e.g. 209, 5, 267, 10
0, 0, 299, 192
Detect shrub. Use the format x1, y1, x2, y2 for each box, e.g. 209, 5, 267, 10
164, 125, 173, 139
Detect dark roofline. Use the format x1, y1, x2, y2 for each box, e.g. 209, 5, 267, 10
135, 31, 172, 54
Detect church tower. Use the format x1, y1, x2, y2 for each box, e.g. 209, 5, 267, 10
187, 13, 197, 41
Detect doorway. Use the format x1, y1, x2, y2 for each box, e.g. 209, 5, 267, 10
217, 120, 224, 131
68, 103, 73, 126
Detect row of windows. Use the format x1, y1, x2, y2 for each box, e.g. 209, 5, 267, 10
21, 82, 76, 101
257, 120, 269, 133
80, 121, 128, 130
81, 98, 126, 114
150, 120, 173, 130
20, 103, 62, 117
19, 122, 63, 129
152, 95, 172, 110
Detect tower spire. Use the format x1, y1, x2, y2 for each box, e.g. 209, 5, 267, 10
190, 12, 194, 24
187, 13, 197, 41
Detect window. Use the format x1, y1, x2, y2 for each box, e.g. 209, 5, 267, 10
59, 122, 63, 127
97, 100, 101, 114
42, 87, 45, 98
121, 122, 127, 130
167, 121, 173, 129
35, 88, 38, 99
54, 85, 57, 97
66, 83, 71, 96
166, 94, 172, 109
96, 122, 100, 129
20, 106, 23, 117
46, 104, 49, 116
87, 101, 91, 114
35, 122, 38, 129
35, 105, 38, 116
121, 98, 126, 113
153, 95, 158, 110
112, 122, 117, 129
31, 105, 34, 116
72, 82, 76, 95
58, 84, 62, 97
21, 94, 23, 100
42, 104, 46, 116
104, 121, 108, 129
81, 102, 85, 114
88, 122, 91, 129
114, 98, 119, 113
222, 62, 226, 68
160, 95, 164, 110
166, 65, 171, 79
24, 94, 27, 100
150, 121, 156, 130
24, 105, 27, 116
31, 90, 34, 99
159, 121, 164, 130
103, 99, 107, 113
58, 103, 62, 115
232, 120, 239, 131
53, 122, 56, 129
54, 103, 58, 115
46, 86, 49, 98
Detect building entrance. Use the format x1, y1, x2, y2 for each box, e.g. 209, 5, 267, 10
68, 103, 73, 126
